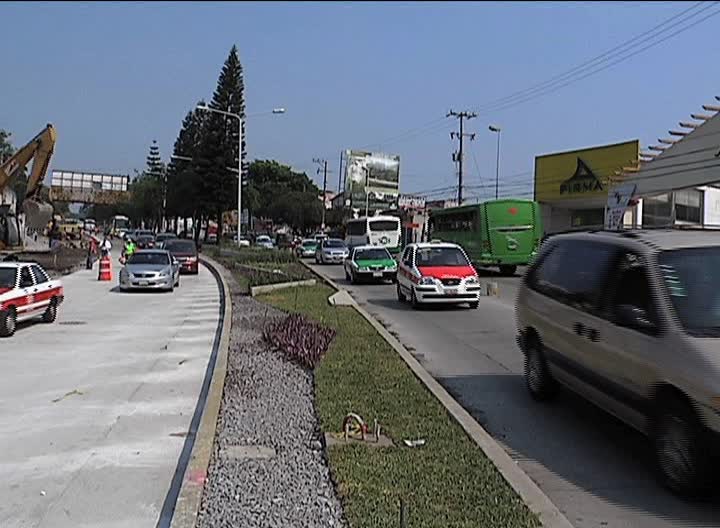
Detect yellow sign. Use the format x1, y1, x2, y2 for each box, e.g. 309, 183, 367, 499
534, 140, 639, 202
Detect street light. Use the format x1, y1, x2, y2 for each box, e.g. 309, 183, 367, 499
489, 125, 502, 200
195, 104, 285, 246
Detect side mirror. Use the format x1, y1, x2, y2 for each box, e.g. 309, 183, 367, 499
616, 304, 656, 333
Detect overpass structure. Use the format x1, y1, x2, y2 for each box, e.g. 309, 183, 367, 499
50, 170, 130, 205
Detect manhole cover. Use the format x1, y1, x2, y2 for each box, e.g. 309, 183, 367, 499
59, 321, 87, 326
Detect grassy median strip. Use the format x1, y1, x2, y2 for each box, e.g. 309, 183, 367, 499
259, 284, 539, 528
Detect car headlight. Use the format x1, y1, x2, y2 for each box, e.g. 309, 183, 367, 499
418, 277, 436, 286
466, 276, 479, 284
359, 266, 368, 271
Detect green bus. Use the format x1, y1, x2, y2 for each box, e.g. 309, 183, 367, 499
428, 199, 543, 276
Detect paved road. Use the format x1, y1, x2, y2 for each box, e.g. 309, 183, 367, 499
310, 261, 719, 528
0, 253, 220, 528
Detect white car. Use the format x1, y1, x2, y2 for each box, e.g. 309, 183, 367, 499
396, 242, 481, 309
255, 235, 274, 249
0, 261, 64, 337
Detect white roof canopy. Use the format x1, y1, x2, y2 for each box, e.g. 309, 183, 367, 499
616, 97, 720, 198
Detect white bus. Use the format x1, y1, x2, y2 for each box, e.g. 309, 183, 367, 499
345, 215, 402, 255
110, 215, 130, 238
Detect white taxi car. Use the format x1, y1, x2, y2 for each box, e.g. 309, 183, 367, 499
0, 261, 64, 337
396, 242, 481, 309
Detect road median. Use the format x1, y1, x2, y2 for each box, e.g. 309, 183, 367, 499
259, 282, 544, 528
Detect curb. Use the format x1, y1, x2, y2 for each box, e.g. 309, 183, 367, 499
302, 261, 573, 528
164, 255, 232, 528
250, 278, 317, 297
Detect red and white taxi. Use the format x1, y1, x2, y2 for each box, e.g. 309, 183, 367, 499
0, 261, 64, 337
396, 241, 481, 309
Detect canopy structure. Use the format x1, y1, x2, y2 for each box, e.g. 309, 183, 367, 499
611, 96, 720, 199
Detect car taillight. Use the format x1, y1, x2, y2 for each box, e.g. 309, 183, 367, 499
187, 256, 197, 262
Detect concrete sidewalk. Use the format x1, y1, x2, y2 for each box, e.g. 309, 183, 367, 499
0, 252, 220, 528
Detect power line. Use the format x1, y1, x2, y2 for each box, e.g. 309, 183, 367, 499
475, 2, 708, 113
475, 3, 720, 114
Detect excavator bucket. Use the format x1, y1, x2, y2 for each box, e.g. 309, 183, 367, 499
22, 198, 54, 231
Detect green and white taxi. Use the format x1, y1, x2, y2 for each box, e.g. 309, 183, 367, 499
344, 245, 397, 284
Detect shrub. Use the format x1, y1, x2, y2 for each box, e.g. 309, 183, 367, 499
263, 313, 336, 369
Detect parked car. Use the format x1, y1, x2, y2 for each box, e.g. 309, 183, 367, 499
515, 229, 720, 496
119, 249, 180, 292
255, 235, 275, 249
0, 261, 64, 337
396, 241, 481, 309
315, 238, 349, 264
344, 245, 397, 284
163, 239, 199, 274
296, 239, 319, 258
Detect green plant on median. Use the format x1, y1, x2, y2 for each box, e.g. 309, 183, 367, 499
205, 246, 314, 292
259, 284, 540, 528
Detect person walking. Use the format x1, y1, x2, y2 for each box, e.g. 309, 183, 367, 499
100, 234, 112, 258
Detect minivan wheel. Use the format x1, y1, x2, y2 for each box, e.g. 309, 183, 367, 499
524, 337, 556, 401
652, 397, 714, 497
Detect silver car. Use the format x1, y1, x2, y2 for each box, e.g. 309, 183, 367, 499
119, 250, 180, 292
315, 238, 349, 264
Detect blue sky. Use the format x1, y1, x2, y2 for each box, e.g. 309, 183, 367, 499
2, 1, 719, 201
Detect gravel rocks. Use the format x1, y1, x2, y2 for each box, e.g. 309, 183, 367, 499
196, 290, 346, 528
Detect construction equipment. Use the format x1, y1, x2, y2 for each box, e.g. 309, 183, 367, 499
0, 124, 57, 250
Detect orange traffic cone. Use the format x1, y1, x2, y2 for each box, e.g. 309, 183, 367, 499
98, 255, 112, 281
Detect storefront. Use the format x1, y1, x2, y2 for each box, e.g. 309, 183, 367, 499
534, 140, 640, 233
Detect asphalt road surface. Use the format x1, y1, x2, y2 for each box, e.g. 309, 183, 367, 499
310, 261, 719, 528
0, 253, 220, 528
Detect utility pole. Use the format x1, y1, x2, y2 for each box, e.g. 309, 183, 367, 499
313, 158, 329, 230
447, 110, 477, 205
337, 150, 344, 193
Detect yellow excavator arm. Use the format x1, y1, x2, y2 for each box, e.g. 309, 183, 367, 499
0, 124, 57, 249
0, 123, 57, 198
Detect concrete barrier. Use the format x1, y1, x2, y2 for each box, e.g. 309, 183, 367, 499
249, 278, 316, 297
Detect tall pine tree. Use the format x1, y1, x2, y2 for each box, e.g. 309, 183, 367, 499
166, 102, 206, 234
196, 45, 246, 237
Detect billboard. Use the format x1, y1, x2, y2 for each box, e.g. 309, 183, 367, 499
534, 140, 639, 203
344, 150, 400, 214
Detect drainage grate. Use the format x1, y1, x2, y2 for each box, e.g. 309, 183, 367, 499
59, 321, 87, 326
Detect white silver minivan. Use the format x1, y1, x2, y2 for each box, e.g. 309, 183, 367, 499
516, 229, 720, 497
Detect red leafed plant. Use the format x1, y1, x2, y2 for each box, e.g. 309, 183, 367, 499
263, 313, 336, 369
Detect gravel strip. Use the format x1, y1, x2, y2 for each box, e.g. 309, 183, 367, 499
196, 290, 346, 528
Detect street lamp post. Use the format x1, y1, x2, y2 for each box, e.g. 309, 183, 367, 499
489, 125, 502, 200
196, 105, 285, 246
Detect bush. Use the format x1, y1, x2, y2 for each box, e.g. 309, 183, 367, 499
263, 313, 336, 369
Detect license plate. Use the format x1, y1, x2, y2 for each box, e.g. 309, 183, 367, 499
139, 281, 148, 286
444, 288, 457, 294
373, 271, 382, 278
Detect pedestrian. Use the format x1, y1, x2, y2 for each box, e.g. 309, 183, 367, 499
100, 234, 112, 258
86, 235, 99, 269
